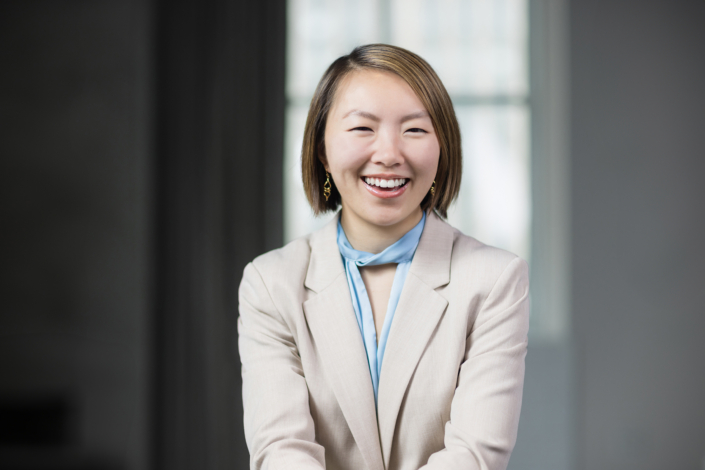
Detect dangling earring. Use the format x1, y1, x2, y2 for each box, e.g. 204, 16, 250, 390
323, 172, 332, 201
430, 180, 436, 196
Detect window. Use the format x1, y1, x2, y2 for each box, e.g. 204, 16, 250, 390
284, 0, 568, 341
286, 0, 529, 258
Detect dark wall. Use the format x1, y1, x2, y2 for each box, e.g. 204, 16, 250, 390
151, 0, 285, 469
571, 1, 705, 469
0, 1, 152, 469
0, 1, 150, 468
0, 1, 285, 469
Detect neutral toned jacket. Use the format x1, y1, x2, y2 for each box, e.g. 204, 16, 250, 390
238, 211, 529, 470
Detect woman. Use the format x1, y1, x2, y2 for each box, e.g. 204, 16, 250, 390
238, 44, 529, 470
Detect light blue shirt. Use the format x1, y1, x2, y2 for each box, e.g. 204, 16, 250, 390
336, 211, 426, 405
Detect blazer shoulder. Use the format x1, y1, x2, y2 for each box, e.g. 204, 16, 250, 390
238, 235, 316, 327
450, 228, 527, 279
248, 235, 312, 287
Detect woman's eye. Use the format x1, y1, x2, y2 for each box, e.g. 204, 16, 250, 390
406, 128, 427, 134
351, 126, 373, 132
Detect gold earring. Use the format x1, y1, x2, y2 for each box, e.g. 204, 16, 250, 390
430, 180, 436, 196
323, 172, 332, 201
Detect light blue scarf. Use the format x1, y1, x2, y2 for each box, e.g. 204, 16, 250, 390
337, 211, 426, 404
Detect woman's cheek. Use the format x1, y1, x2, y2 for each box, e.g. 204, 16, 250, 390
421, 141, 441, 171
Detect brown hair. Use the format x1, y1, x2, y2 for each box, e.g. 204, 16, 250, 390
301, 44, 461, 218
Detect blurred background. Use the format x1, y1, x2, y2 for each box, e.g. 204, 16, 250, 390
0, 0, 703, 469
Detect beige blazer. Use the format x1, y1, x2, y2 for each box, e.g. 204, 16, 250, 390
238, 211, 529, 470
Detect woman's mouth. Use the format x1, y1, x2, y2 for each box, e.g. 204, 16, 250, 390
362, 176, 409, 198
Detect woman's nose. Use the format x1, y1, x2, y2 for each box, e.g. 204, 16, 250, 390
371, 132, 403, 167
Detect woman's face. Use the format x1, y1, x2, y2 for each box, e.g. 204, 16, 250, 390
322, 69, 440, 231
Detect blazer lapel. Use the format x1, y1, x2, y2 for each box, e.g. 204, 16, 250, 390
303, 214, 384, 470
376, 212, 454, 467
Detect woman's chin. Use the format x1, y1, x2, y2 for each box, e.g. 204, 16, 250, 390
360, 205, 422, 229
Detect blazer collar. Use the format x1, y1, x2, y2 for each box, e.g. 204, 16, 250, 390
376, 211, 454, 466
304, 212, 344, 293
408, 210, 453, 289
303, 213, 383, 470
304, 210, 454, 292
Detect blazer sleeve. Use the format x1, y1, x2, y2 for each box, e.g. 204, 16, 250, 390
238, 262, 326, 470
419, 256, 530, 470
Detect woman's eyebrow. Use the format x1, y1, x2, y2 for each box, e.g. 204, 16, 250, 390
400, 110, 429, 123
342, 110, 429, 122
342, 109, 380, 121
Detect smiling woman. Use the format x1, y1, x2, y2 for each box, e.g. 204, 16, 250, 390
238, 45, 529, 470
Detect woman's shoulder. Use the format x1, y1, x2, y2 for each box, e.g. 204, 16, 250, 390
247, 234, 314, 284
426, 212, 522, 267
453, 229, 521, 262
243, 215, 340, 299
446, 222, 527, 279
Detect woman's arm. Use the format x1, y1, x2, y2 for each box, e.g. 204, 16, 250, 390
419, 256, 530, 470
238, 262, 326, 470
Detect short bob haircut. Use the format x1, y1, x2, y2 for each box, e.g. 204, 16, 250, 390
301, 44, 462, 218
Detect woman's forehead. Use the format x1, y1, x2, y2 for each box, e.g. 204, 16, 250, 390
330, 69, 426, 116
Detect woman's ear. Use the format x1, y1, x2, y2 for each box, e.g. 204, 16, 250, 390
318, 141, 329, 172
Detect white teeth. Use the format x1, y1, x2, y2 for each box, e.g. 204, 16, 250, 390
364, 177, 407, 188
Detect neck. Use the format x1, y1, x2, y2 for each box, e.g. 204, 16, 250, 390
340, 208, 423, 254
